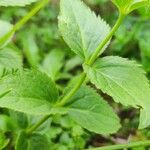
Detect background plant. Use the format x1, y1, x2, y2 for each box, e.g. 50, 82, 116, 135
0, 0, 150, 149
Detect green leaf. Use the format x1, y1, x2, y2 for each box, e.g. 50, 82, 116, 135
0, 20, 13, 48
16, 131, 50, 150
112, 0, 149, 14
0, 0, 38, 7
9, 111, 28, 129
68, 86, 121, 134
64, 56, 82, 72
132, 147, 145, 150
21, 31, 40, 68
0, 70, 59, 115
139, 107, 150, 129
28, 116, 52, 134
138, 23, 150, 72
28, 133, 50, 150
0, 47, 22, 75
59, 0, 110, 61
129, 0, 150, 13
84, 56, 150, 128
0, 115, 16, 132
41, 49, 65, 80
112, 0, 133, 10
15, 131, 28, 150
0, 131, 9, 149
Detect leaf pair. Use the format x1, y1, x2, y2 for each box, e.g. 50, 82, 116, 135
0, 69, 120, 134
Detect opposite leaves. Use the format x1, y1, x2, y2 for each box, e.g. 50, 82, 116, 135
84, 56, 150, 128
67, 86, 121, 134
59, 0, 110, 61
0, 0, 38, 7
0, 70, 59, 115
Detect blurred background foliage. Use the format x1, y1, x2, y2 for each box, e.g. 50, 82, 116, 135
0, 0, 150, 149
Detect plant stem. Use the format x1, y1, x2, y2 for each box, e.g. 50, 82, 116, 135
0, 0, 49, 46
88, 140, 150, 150
57, 72, 87, 106
26, 12, 125, 134
26, 73, 86, 134
87, 13, 125, 65
26, 115, 51, 135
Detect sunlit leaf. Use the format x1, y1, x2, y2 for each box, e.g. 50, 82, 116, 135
68, 86, 121, 134
84, 56, 150, 128
59, 0, 110, 61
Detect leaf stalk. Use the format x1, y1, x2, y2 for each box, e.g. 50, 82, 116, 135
87, 13, 125, 65
26, 115, 51, 135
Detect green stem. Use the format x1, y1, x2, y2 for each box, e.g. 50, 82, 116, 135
0, 0, 49, 46
26, 115, 51, 135
88, 140, 150, 150
26, 73, 86, 134
56, 72, 86, 106
87, 13, 125, 65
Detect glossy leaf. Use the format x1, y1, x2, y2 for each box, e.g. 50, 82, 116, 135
59, 0, 110, 61
0, 0, 38, 7
68, 86, 121, 134
84, 56, 150, 128
0, 70, 59, 115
